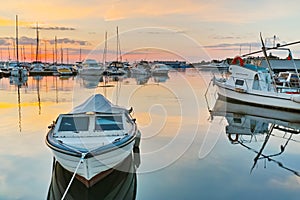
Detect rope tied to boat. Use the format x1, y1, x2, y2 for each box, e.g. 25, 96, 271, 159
61, 152, 87, 200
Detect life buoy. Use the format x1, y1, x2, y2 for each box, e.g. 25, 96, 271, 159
231, 56, 244, 66
228, 134, 239, 143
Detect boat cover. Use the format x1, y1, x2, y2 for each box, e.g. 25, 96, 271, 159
70, 94, 124, 114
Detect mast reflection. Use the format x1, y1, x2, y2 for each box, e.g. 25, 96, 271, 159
10, 75, 28, 132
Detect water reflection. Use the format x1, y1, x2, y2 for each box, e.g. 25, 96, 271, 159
78, 74, 102, 89
130, 73, 151, 85
152, 74, 169, 83
210, 98, 300, 176
47, 148, 140, 200
10, 75, 28, 132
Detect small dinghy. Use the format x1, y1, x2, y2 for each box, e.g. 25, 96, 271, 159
46, 94, 140, 182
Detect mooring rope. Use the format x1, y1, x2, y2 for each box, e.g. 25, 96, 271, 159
61, 152, 87, 200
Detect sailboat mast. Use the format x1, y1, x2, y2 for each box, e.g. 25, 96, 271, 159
117, 26, 122, 62
55, 36, 57, 64
8, 46, 10, 60
52, 47, 54, 64
16, 15, 19, 64
60, 46, 63, 64
23, 46, 26, 61
79, 47, 81, 62
103, 31, 107, 67
13, 40, 15, 61
44, 40, 47, 63
35, 23, 39, 62
31, 43, 33, 61
116, 26, 119, 62
67, 48, 69, 65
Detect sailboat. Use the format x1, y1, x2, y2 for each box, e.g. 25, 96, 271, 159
10, 15, 28, 77
103, 27, 128, 76
29, 23, 46, 76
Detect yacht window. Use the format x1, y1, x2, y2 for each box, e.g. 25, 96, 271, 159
58, 116, 89, 131
291, 74, 298, 79
235, 79, 244, 86
233, 118, 242, 123
95, 115, 123, 131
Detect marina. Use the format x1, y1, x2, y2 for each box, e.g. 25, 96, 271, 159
2, 1, 300, 199
1, 65, 300, 199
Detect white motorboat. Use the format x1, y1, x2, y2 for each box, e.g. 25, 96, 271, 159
103, 61, 127, 76
130, 61, 151, 75
197, 60, 229, 70
78, 59, 104, 76
46, 94, 140, 181
151, 63, 169, 75
212, 44, 300, 111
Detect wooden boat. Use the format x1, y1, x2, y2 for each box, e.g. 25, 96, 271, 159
46, 94, 140, 181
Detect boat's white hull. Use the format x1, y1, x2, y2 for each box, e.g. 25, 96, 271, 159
151, 69, 169, 75
51, 139, 135, 180
78, 68, 104, 76
130, 68, 150, 75
11, 68, 28, 77
216, 82, 300, 111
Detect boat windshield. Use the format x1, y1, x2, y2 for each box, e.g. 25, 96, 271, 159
95, 115, 123, 131
58, 116, 89, 131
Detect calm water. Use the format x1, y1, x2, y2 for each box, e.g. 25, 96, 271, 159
1, 69, 300, 199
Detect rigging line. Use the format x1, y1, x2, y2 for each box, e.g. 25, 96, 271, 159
250, 123, 274, 173
238, 141, 300, 177
61, 153, 87, 200
270, 133, 300, 143
260, 33, 277, 91
241, 40, 300, 57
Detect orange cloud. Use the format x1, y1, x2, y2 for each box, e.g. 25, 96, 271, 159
0, 17, 34, 27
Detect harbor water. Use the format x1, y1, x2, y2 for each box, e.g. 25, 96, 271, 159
1, 69, 300, 199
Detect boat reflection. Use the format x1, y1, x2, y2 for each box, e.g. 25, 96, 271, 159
130, 73, 151, 85
152, 74, 169, 83
47, 147, 140, 200
77, 74, 102, 89
210, 98, 300, 176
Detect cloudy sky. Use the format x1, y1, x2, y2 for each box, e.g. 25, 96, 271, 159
1, 0, 300, 63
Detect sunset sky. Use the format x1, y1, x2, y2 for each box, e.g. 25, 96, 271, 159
1, 0, 300, 63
